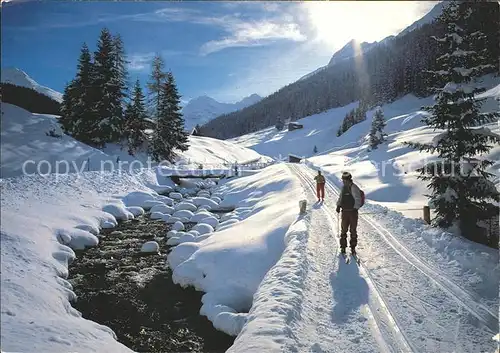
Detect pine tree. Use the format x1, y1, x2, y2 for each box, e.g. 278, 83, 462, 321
313, 145, 318, 154
93, 27, 124, 146
150, 71, 189, 162
147, 54, 167, 120
60, 43, 98, 146
369, 106, 387, 149
405, 1, 500, 235
59, 81, 76, 135
111, 34, 129, 134
124, 79, 147, 155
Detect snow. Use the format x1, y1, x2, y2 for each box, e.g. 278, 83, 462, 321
191, 197, 219, 208
0, 169, 165, 352
231, 74, 500, 219
172, 221, 185, 231
126, 206, 145, 217
0, 103, 269, 179
169, 192, 183, 200
167, 164, 302, 336
191, 223, 214, 235
141, 241, 159, 253
0, 95, 273, 351
150, 204, 174, 215
1, 67, 63, 102
102, 204, 134, 221
442, 81, 475, 94
198, 216, 219, 228
174, 201, 197, 212
173, 209, 194, 219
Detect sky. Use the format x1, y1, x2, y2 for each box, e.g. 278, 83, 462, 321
2, 1, 438, 104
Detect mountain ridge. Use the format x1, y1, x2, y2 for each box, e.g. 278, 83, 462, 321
182, 93, 262, 130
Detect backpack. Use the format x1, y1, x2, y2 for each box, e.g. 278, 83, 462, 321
355, 184, 365, 208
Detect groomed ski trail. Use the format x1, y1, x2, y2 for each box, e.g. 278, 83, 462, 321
293, 163, 498, 353
286, 164, 413, 353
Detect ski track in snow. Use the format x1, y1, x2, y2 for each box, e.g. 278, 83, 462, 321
291, 163, 498, 353
290, 164, 413, 353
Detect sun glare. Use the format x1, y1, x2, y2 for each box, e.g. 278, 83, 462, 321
304, 1, 439, 50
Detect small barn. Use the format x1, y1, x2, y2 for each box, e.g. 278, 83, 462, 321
289, 154, 302, 163
288, 122, 303, 131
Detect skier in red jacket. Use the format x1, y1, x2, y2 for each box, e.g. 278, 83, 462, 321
314, 170, 325, 201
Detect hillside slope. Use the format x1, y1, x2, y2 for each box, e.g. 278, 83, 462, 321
1, 67, 63, 103
201, 2, 499, 140
230, 75, 500, 218
0, 103, 267, 179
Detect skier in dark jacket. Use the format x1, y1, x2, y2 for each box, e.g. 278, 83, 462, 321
314, 170, 326, 201
336, 171, 362, 255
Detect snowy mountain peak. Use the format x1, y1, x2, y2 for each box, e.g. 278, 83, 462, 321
182, 94, 262, 130
399, 2, 446, 37
328, 40, 378, 66
1, 67, 63, 103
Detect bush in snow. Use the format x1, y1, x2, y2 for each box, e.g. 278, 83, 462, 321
369, 106, 387, 149
141, 241, 159, 253
405, 2, 500, 245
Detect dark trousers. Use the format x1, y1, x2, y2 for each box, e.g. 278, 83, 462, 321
340, 210, 358, 249
316, 183, 325, 199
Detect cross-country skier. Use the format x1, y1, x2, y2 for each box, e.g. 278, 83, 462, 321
314, 170, 325, 201
336, 172, 361, 255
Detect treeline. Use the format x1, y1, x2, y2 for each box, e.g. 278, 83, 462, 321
200, 2, 499, 139
0, 83, 61, 115
336, 102, 369, 137
59, 28, 188, 161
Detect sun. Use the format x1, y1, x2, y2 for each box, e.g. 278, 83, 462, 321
303, 1, 439, 50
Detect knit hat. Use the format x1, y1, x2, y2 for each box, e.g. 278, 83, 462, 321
341, 171, 352, 180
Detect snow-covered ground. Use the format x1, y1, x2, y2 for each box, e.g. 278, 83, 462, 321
230, 74, 500, 219
168, 164, 303, 336
0, 103, 268, 179
0, 96, 273, 351
1, 169, 162, 352
1, 67, 63, 102
1, 69, 499, 353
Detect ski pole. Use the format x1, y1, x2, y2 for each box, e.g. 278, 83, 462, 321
337, 212, 340, 239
